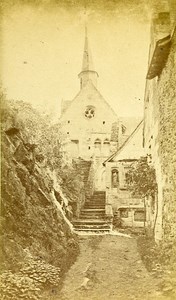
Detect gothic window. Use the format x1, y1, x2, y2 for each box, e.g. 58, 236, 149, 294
103, 138, 110, 156
94, 138, 101, 147
111, 169, 119, 188
103, 138, 110, 145
94, 139, 101, 156
85, 106, 95, 119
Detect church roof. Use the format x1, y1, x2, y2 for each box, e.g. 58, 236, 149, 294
60, 80, 118, 120
103, 120, 144, 165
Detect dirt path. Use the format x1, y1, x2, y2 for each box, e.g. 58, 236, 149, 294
58, 234, 171, 300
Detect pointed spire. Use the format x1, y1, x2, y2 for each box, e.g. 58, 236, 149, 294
82, 26, 94, 72
78, 26, 98, 89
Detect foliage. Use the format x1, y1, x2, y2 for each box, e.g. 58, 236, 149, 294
0, 272, 41, 300
1, 94, 84, 210
0, 259, 61, 300
126, 157, 157, 198
113, 216, 124, 229
1, 95, 63, 170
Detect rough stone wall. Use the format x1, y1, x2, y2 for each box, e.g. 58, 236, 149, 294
156, 30, 176, 242
144, 27, 176, 243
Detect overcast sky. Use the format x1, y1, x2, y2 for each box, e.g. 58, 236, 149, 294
1, 0, 152, 119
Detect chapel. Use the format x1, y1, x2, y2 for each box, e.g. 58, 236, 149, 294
59, 28, 126, 165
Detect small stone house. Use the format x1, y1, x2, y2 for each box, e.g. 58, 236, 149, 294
103, 121, 145, 228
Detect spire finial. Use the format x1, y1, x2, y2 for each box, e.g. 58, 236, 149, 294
85, 24, 88, 39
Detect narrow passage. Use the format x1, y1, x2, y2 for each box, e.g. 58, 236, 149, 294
59, 235, 170, 300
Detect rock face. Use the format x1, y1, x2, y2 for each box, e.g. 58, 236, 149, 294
0, 99, 79, 276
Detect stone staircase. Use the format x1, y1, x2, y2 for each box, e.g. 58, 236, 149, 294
73, 191, 112, 233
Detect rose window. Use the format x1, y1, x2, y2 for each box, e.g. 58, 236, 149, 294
85, 107, 95, 119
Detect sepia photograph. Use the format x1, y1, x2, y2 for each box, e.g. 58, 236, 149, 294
0, 0, 176, 299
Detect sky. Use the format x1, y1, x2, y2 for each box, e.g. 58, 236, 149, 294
1, 0, 152, 119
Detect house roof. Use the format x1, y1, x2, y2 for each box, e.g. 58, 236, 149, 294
146, 34, 171, 79
103, 120, 144, 165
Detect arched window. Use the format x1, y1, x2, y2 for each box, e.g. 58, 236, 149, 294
94, 138, 101, 147
103, 138, 110, 156
111, 169, 119, 188
103, 138, 110, 145
94, 139, 101, 156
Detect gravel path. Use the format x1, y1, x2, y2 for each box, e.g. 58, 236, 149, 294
58, 234, 171, 300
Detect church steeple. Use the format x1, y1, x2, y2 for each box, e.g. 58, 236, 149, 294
78, 27, 99, 89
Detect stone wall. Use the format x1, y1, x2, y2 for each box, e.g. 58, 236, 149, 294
144, 18, 176, 243
157, 30, 176, 242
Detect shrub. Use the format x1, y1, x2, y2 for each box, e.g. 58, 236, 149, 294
0, 259, 61, 300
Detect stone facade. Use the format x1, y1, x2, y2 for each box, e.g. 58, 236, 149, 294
60, 81, 121, 161
144, 1, 176, 242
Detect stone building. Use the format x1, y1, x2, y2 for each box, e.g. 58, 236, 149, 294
103, 121, 145, 227
59, 28, 127, 191
143, 0, 176, 242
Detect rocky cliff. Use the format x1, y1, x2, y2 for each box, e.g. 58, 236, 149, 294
0, 96, 80, 299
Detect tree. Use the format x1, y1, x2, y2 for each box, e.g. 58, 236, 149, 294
126, 157, 157, 198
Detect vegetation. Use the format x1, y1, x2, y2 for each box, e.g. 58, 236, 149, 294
126, 156, 157, 198
0, 92, 83, 299
0, 258, 61, 300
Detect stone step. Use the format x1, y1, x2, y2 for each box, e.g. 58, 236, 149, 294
73, 224, 111, 230
85, 202, 105, 204
79, 215, 106, 219
80, 215, 106, 219
92, 199, 105, 202
73, 219, 108, 224
80, 212, 105, 216
88, 199, 105, 202
73, 228, 111, 232
80, 212, 105, 218
84, 209, 105, 211
84, 205, 105, 208
84, 207, 105, 210
84, 202, 106, 206
94, 192, 105, 194
81, 208, 105, 212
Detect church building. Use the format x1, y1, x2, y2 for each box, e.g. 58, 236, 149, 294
59, 28, 126, 168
